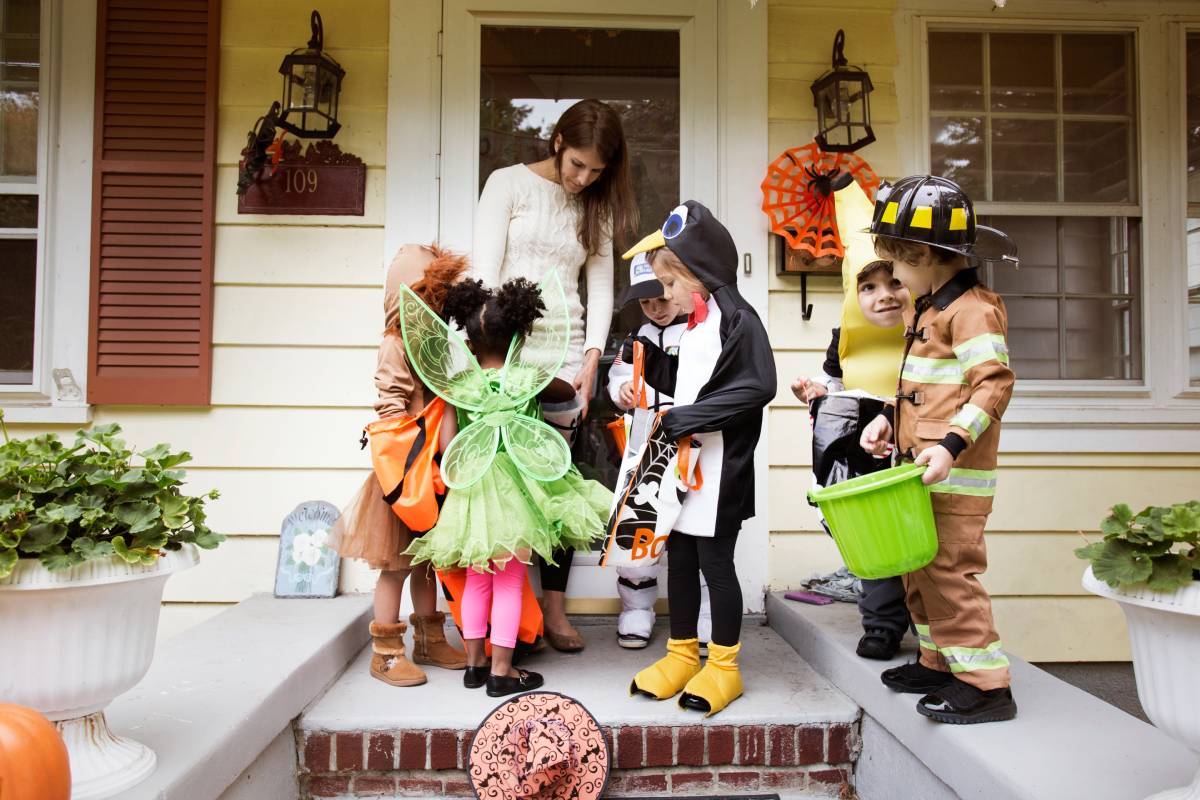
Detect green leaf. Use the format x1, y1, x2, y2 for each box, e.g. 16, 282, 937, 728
132, 528, 168, 551
1111, 504, 1134, 525
159, 495, 190, 530
1090, 540, 1155, 588
111, 536, 142, 564
114, 502, 160, 534
41, 548, 84, 571
117, 468, 145, 484
1162, 505, 1200, 539
138, 443, 171, 462
1074, 541, 1108, 562
71, 537, 115, 560
0, 548, 16, 579
192, 526, 225, 550
37, 504, 83, 525
1145, 554, 1196, 592
20, 522, 67, 554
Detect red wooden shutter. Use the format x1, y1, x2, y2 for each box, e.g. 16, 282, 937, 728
87, 0, 220, 405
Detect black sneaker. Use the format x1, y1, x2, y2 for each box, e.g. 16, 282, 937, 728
463, 666, 488, 689
917, 679, 1017, 724
857, 628, 902, 660
485, 669, 544, 697
881, 661, 955, 694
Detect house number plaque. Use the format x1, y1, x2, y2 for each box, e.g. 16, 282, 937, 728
238, 140, 366, 216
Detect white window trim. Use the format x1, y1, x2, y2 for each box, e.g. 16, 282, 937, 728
895, 4, 1200, 449
0, 0, 94, 424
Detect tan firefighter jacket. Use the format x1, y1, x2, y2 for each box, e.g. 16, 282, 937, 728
894, 268, 1014, 516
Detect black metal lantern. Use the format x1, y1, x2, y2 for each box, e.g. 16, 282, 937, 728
810, 30, 875, 153
277, 10, 344, 139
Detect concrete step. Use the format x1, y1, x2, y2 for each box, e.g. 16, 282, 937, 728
297, 618, 861, 798
765, 591, 1200, 800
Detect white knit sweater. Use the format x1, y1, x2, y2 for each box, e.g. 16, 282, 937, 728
472, 163, 614, 380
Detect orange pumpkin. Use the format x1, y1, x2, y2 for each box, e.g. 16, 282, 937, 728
0, 704, 71, 800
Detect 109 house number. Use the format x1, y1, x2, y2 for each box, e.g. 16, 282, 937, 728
281, 168, 319, 193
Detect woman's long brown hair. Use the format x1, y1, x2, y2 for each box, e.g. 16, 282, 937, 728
549, 99, 639, 255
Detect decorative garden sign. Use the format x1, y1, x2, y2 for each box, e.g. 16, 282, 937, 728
238, 139, 365, 216
275, 500, 341, 598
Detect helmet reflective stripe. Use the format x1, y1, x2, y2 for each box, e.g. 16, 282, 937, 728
949, 207, 969, 231
901, 355, 965, 385
910, 206, 933, 229
662, 204, 689, 239
949, 403, 991, 442
929, 467, 997, 497
954, 333, 1009, 370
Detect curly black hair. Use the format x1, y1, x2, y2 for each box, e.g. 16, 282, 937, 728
442, 277, 546, 358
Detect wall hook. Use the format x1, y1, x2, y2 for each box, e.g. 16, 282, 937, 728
800, 273, 814, 321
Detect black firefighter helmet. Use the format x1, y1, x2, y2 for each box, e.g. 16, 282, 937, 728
868, 175, 1018, 266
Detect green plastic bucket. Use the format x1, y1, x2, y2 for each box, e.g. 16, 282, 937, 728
807, 463, 937, 579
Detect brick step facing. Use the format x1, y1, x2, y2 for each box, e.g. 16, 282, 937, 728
298, 720, 858, 798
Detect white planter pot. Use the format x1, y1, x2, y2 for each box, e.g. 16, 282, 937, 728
0, 545, 199, 799
1083, 567, 1200, 800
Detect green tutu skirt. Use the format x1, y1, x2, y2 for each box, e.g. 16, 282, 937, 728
404, 452, 611, 572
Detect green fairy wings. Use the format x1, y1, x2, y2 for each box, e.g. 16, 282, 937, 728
397, 271, 572, 490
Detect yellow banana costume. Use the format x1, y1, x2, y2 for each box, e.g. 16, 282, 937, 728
834, 181, 905, 398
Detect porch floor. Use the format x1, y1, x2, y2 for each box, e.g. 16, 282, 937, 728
297, 617, 861, 797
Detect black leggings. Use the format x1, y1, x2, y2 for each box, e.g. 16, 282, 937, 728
667, 533, 742, 646
539, 547, 574, 593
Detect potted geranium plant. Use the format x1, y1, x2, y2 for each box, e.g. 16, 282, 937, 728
0, 414, 223, 799
1077, 501, 1200, 800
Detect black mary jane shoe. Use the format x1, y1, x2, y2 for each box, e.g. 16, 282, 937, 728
916, 679, 1017, 725
463, 666, 489, 689
485, 669, 544, 698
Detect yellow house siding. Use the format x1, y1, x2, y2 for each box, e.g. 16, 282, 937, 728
765, 0, 1200, 661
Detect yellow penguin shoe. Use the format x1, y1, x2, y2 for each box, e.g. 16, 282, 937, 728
630, 637, 701, 700
679, 641, 743, 716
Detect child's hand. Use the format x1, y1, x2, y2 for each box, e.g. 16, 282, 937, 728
860, 414, 893, 456
618, 381, 636, 409
790, 377, 827, 404
914, 445, 953, 485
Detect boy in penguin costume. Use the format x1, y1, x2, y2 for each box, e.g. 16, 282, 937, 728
606, 252, 713, 651
620, 200, 776, 716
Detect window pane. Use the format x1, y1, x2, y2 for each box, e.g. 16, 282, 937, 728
0, 237, 36, 384
1004, 297, 1060, 379
929, 32, 983, 111
991, 118, 1057, 202
1189, 218, 1200, 385
930, 116, 985, 198
1062, 216, 1133, 295
1063, 120, 1132, 203
987, 216, 1058, 293
1062, 33, 1131, 115
1, 0, 40, 178
1065, 298, 1137, 379
0, 192, 35, 226
989, 33, 1055, 112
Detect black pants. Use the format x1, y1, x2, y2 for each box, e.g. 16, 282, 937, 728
667, 532, 741, 647
539, 548, 574, 593
858, 577, 910, 636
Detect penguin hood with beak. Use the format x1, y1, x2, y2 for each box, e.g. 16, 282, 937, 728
622, 200, 738, 293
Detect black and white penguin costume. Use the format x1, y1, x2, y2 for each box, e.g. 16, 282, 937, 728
623, 200, 776, 716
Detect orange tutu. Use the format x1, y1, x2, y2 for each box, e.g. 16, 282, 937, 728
328, 472, 416, 572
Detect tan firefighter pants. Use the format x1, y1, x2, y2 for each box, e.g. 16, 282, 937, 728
902, 512, 1011, 691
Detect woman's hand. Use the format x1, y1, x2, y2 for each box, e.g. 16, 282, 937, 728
790, 377, 827, 405
573, 349, 602, 419
859, 414, 893, 457
914, 445, 953, 485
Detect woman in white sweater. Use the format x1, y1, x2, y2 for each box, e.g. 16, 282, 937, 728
473, 98, 638, 652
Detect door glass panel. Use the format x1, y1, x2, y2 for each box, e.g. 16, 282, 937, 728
480, 25, 681, 490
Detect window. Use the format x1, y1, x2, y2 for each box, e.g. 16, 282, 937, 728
0, 0, 40, 387
1187, 32, 1200, 386
928, 29, 1141, 380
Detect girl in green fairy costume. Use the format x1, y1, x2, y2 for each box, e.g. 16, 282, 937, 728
400, 274, 610, 697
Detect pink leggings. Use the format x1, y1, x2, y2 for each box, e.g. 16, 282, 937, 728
460, 559, 527, 648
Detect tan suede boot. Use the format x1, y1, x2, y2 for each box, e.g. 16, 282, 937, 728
409, 612, 468, 670
369, 621, 427, 687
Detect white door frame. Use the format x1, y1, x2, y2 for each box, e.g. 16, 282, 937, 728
386, 0, 770, 611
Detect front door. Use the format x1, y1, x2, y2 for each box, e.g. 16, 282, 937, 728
424, 0, 768, 610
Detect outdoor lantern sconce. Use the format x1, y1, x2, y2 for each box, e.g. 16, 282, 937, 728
277, 10, 345, 139
810, 30, 875, 153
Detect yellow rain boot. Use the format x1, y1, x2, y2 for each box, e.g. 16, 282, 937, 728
679, 641, 743, 716
630, 638, 701, 700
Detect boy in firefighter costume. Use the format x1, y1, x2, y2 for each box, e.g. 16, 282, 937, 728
622, 201, 777, 716
328, 244, 469, 687
860, 175, 1019, 724
793, 181, 911, 660
607, 253, 713, 651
